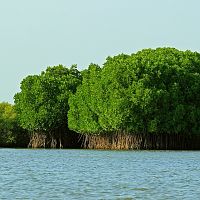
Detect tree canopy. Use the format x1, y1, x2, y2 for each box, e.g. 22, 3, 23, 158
68, 48, 200, 135
14, 65, 82, 134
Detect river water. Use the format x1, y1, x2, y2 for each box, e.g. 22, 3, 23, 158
0, 149, 200, 200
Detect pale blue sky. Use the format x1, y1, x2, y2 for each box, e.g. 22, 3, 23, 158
1, 0, 200, 103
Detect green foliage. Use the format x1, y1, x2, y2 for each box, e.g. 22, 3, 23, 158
0, 102, 28, 147
0, 102, 16, 145
14, 65, 82, 133
68, 48, 200, 135
68, 64, 102, 133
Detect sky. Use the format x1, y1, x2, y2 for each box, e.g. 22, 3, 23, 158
1, 0, 200, 103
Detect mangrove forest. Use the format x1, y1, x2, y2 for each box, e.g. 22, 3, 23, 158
1, 47, 200, 149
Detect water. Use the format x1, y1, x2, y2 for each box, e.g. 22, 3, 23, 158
0, 149, 200, 200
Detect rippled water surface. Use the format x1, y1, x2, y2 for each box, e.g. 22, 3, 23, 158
0, 149, 200, 199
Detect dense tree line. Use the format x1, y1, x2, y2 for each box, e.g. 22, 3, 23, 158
69, 48, 200, 135
68, 48, 200, 149
1, 47, 200, 149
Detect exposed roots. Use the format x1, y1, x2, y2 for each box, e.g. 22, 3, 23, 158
28, 131, 82, 149
28, 133, 58, 148
81, 133, 200, 150
28, 132, 200, 150
28, 133, 47, 148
